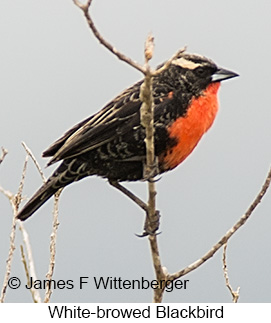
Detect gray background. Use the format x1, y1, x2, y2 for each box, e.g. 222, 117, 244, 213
1, 0, 271, 303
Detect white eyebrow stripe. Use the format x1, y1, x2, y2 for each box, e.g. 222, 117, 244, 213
172, 57, 201, 70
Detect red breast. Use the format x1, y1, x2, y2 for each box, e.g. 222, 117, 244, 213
160, 82, 220, 170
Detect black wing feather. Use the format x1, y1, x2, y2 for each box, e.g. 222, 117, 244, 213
45, 88, 142, 165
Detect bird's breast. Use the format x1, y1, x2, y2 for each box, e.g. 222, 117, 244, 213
159, 82, 220, 170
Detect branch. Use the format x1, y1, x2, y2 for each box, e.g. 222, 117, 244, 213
44, 189, 62, 303
20, 244, 41, 303
19, 143, 46, 302
140, 35, 157, 232
21, 141, 61, 302
73, 1, 187, 79
0, 147, 8, 165
152, 47, 186, 76
21, 142, 46, 183
0, 211, 17, 303
19, 220, 41, 302
1, 143, 61, 302
140, 36, 165, 302
222, 243, 240, 302
169, 166, 271, 281
0, 155, 29, 302
73, 0, 146, 74
19, 218, 41, 302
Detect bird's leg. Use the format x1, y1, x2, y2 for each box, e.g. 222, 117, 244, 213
109, 180, 148, 212
109, 180, 160, 236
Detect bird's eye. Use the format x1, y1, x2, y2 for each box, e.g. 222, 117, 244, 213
195, 67, 205, 76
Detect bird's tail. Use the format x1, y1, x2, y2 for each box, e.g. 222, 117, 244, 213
16, 179, 60, 221
17, 158, 92, 221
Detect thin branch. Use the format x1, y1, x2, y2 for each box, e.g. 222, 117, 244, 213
18, 143, 44, 303
18, 222, 42, 303
20, 143, 60, 303
72, 1, 187, 79
140, 35, 165, 303
0, 155, 29, 303
153, 47, 187, 76
140, 35, 157, 231
44, 188, 62, 303
222, 243, 240, 303
0, 147, 8, 165
20, 245, 30, 288
20, 244, 41, 303
0, 186, 13, 201
1, 143, 60, 303
21, 141, 46, 183
73, 0, 146, 74
0, 212, 17, 303
14, 155, 29, 210
169, 166, 271, 281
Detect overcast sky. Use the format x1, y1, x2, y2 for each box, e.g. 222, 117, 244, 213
1, 0, 271, 303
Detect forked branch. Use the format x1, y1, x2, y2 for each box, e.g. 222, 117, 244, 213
0, 143, 62, 303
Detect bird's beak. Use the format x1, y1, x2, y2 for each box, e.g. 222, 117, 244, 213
212, 68, 239, 82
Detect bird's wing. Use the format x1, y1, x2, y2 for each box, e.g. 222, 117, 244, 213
42, 114, 95, 158
44, 86, 143, 166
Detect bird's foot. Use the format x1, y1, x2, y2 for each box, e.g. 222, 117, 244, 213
136, 210, 161, 237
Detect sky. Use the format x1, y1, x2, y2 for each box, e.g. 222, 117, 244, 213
0, 0, 271, 303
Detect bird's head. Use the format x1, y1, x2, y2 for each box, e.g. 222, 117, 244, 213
161, 52, 239, 95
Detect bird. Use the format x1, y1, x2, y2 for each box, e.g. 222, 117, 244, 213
16, 51, 238, 221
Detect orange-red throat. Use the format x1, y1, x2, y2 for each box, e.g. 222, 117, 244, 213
160, 82, 221, 170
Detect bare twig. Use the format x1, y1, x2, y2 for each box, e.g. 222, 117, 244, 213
19, 222, 42, 303
0, 186, 13, 200
140, 35, 165, 303
44, 188, 62, 303
21, 142, 46, 183
223, 243, 240, 302
0, 147, 8, 165
73, 0, 145, 74
20, 244, 41, 303
18, 143, 45, 302
140, 35, 157, 233
14, 156, 29, 210
20, 245, 30, 287
169, 166, 271, 281
0, 155, 29, 303
73, 0, 187, 79
0, 212, 17, 303
1, 142, 61, 302
153, 47, 187, 76
21, 142, 61, 302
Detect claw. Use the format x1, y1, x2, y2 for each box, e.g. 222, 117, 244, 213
142, 210, 161, 235
135, 231, 149, 238
148, 176, 162, 183
135, 230, 162, 238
